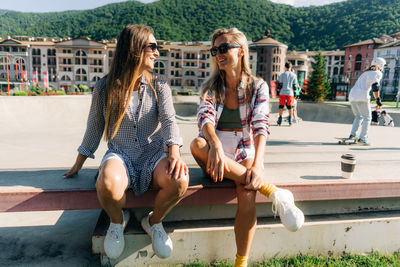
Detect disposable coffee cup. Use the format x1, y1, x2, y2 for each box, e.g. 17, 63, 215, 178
341, 153, 356, 179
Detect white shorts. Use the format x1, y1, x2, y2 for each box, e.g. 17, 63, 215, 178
215, 130, 255, 161
100, 152, 167, 176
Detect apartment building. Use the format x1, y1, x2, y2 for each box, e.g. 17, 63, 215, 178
0, 38, 30, 91
373, 39, 400, 99
343, 35, 392, 88
55, 37, 108, 91
250, 31, 287, 88
0, 36, 258, 93
154, 41, 257, 92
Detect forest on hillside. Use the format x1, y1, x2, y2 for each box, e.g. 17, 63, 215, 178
0, 0, 399, 50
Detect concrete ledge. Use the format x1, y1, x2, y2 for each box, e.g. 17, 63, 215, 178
92, 210, 400, 266
1, 166, 400, 212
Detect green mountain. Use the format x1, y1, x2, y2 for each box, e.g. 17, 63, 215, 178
0, 0, 399, 50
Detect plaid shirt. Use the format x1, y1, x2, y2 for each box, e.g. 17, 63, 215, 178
197, 78, 270, 161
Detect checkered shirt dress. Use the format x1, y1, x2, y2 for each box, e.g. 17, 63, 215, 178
78, 75, 182, 196
197, 77, 270, 162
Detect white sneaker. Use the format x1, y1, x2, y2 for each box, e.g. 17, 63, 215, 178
104, 210, 130, 259
141, 212, 173, 258
270, 189, 304, 232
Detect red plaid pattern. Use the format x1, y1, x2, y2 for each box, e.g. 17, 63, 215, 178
197, 78, 270, 162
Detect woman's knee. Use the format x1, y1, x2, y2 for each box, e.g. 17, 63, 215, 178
96, 167, 128, 198
190, 137, 207, 156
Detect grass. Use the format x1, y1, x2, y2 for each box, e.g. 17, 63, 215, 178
173, 252, 400, 267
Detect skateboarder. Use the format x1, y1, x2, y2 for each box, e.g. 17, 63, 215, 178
348, 57, 385, 145
277, 62, 298, 126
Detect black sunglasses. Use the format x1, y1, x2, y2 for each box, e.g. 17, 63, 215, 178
145, 42, 162, 52
210, 43, 241, 56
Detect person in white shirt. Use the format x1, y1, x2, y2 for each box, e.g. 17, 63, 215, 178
348, 57, 385, 145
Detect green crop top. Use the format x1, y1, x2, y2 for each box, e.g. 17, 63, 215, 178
217, 107, 241, 129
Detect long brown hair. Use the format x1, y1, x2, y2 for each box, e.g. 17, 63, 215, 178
104, 24, 156, 141
202, 28, 254, 104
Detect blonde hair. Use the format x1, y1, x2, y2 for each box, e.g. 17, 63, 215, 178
202, 28, 254, 103
104, 24, 157, 141
366, 65, 381, 72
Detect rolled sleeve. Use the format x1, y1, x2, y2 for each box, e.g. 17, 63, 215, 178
197, 92, 217, 133
251, 81, 270, 138
78, 78, 106, 159
156, 79, 183, 149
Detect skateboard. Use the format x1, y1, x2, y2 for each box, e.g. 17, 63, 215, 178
335, 137, 358, 145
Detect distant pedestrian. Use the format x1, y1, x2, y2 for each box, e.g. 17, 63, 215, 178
348, 57, 385, 145
64, 24, 188, 260
378, 110, 394, 127
277, 62, 298, 126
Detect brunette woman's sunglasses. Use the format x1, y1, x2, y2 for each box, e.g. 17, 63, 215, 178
145, 43, 161, 52
210, 43, 241, 56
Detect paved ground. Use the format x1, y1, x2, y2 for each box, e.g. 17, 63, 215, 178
1, 96, 399, 266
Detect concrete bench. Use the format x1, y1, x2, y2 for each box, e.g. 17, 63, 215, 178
2, 167, 400, 213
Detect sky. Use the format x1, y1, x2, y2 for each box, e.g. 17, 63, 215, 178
1, 0, 347, 13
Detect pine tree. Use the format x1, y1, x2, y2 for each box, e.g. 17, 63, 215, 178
307, 52, 331, 102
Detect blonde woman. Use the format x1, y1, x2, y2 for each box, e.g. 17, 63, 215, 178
190, 28, 304, 267
64, 25, 188, 260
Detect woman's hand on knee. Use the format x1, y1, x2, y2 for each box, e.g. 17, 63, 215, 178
207, 142, 229, 182
168, 154, 188, 180
244, 165, 264, 191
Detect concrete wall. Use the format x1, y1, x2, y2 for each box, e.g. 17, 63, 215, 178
1, 96, 399, 129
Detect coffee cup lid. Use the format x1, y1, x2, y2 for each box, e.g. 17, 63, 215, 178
341, 153, 355, 160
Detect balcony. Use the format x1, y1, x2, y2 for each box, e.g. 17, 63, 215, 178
383, 54, 396, 60
87, 53, 105, 59
57, 53, 74, 57
183, 65, 198, 69
0, 51, 28, 57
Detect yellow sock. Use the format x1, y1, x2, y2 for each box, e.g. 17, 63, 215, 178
234, 253, 248, 267
259, 183, 277, 198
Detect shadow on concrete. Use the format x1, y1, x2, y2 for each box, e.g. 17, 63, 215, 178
301, 175, 345, 180
0, 168, 98, 189
0, 210, 101, 266
350, 147, 400, 151
268, 141, 337, 146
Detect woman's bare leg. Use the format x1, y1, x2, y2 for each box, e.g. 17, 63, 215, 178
149, 157, 189, 225
96, 159, 129, 223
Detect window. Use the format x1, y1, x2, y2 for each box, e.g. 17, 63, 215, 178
109, 51, 113, 57
349, 47, 352, 52
298, 61, 305, 66
387, 50, 391, 56
75, 68, 87, 81
75, 49, 87, 65
154, 61, 165, 75
354, 54, 362, 71
358, 46, 361, 51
